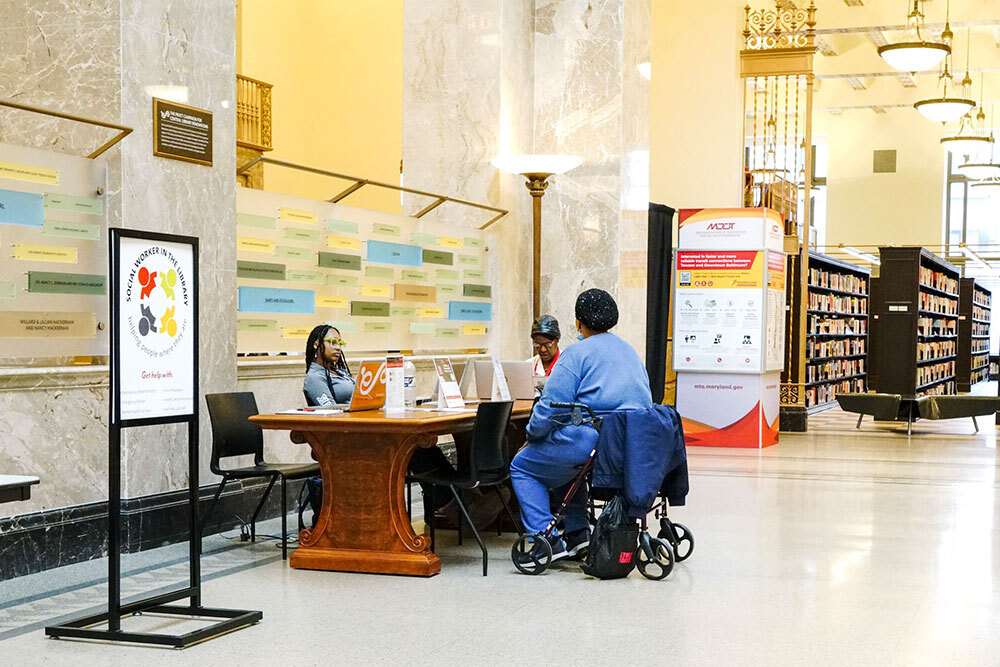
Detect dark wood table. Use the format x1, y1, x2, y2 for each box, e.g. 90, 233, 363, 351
0, 475, 40, 504
250, 401, 533, 577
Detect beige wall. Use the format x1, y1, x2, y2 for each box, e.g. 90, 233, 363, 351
820, 110, 947, 250
239, 0, 403, 212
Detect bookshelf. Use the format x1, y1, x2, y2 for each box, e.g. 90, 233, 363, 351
871, 247, 960, 398
804, 251, 870, 411
957, 278, 992, 392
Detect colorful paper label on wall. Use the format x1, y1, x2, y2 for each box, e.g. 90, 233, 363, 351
278, 207, 317, 224
371, 223, 400, 236
237, 213, 275, 229
287, 269, 325, 284
327, 273, 359, 287
390, 306, 415, 318
367, 240, 422, 267
0, 311, 95, 338
318, 252, 361, 271
326, 219, 359, 234
237, 319, 277, 332
457, 254, 479, 266
463, 284, 491, 298
418, 306, 445, 318
401, 270, 426, 282
462, 324, 488, 335
365, 322, 393, 334
13, 243, 77, 263
0, 160, 59, 186
237, 260, 286, 281
0, 282, 14, 300
0, 189, 44, 227
275, 245, 311, 260
326, 321, 358, 333
284, 227, 322, 243
394, 284, 437, 302
328, 234, 361, 250
464, 237, 483, 249
436, 283, 460, 296
448, 301, 492, 321
410, 322, 435, 334
365, 266, 394, 279
317, 294, 349, 309
463, 269, 485, 281
42, 219, 100, 240
436, 327, 460, 339
439, 236, 463, 248
27, 271, 105, 295
237, 237, 275, 254
282, 326, 312, 338
238, 287, 315, 314
411, 232, 437, 245
350, 301, 390, 317
435, 269, 459, 280
44, 193, 102, 215
422, 249, 453, 266
360, 284, 392, 297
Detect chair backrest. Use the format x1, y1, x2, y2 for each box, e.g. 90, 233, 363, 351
465, 400, 514, 481
303, 389, 317, 407
205, 392, 265, 473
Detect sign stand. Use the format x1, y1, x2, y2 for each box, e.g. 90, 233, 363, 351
46, 229, 261, 648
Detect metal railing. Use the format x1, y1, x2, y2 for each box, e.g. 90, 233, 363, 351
236, 74, 272, 151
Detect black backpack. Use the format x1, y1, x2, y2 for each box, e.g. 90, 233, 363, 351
581, 494, 639, 579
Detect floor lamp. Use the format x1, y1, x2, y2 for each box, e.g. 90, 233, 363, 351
491, 154, 582, 319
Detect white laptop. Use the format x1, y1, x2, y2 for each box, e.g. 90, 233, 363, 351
473, 360, 536, 400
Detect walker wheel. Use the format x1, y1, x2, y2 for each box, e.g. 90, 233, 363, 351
635, 536, 674, 580
511, 534, 552, 575
671, 523, 694, 562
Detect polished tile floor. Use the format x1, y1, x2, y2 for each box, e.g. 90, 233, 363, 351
2, 405, 998, 666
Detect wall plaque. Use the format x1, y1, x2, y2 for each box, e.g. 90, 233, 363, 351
394, 284, 437, 302
153, 98, 213, 166
0, 311, 96, 338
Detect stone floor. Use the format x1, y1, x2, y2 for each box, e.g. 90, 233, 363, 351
1, 404, 998, 666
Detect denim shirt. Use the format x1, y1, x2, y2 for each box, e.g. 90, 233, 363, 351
303, 362, 355, 406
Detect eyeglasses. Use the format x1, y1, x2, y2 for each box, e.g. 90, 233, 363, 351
324, 337, 347, 347
532, 340, 557, 350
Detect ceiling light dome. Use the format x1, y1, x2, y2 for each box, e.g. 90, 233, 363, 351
878, 0, 950, 72
957, 162, 1000, 180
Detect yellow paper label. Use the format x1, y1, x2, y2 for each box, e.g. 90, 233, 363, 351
439, 236, 463, 249
328, 235, 361, 251
282, 326, 312, 339
12, 243, 77, 263
317, 295, 349, 309
0, 160, 59, 186
360, 284, 391, 298
237, 237, 275, 253
278, 208, 317, 224
462, 325, 488, 335
418, 306, 445, 318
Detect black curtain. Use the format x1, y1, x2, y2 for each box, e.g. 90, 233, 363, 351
645, 203, 675, 404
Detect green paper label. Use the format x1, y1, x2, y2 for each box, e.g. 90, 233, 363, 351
410, 322, 435, 334
27, 271, 106, 295
326, 219, 359, 234
411, 232, 437, 245
423, 249, 453, 265
44, 193, 103, 215
287, 269, 325, 284
237, 213, 275, 229
435, 269, 459, 280
372, 223, 400, 236
42, 219, 100, 240
365, 322, 393, 334
318, 252, 361, 271
275, 245, 312, 260
463, 284, 491, 298
437, 283, 460, 296
0, 282, 13, 300
464, 269, 485, 281
464, 237, 483, 248
390, 306, 416, 317
327, 320, 358, 333
436, 327, 460, 338
350, 301, 390, 317
238, 319, 277, 331
458, 254, 479, 266
284, 227, 322, 242
401, 270, 427, 282
237, 260, 286, 281
365, 266, 394, 279
327, 274, 359, 288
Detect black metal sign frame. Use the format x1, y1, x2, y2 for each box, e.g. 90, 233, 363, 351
46, 228, 261, 648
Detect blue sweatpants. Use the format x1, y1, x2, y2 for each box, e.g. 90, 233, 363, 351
510, 439, 592, 537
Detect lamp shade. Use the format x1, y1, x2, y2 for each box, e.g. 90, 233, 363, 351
636, 62, 651, 80
914, 98, 976, 123
940, 136, 993, 159
491, 154, 583, 176
878, 43, 949, 72
957, 162, 1000, 180
971, 179, 1000, 196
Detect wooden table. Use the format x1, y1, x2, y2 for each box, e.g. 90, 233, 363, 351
0, 475, 39, 504
250, 401, 533, 577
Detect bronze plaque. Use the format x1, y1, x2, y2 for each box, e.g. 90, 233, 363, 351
153, 98, 213, 166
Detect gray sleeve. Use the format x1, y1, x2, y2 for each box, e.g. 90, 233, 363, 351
303, 372, 334, 406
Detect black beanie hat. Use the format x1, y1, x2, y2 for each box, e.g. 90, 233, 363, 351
531, 314, 561, 339
575, 288, 618, 332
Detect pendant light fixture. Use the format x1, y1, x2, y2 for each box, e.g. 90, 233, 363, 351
957, 99, 1000, 180
878, 0, 950, 73
914, 25, 975, 123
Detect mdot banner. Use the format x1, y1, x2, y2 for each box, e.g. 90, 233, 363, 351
114, 231, 197, 422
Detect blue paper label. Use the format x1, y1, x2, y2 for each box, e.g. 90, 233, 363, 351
448, 301, 492, 321
238, 287, 315, 314
367, 240, 423, 267
0, 189, 44, 227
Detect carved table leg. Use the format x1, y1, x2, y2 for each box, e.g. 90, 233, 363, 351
289, 430, 441, 576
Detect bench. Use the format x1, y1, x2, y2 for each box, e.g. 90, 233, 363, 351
836, 393, 903, 430
915, 395, 1000, 433
836, 393, 1000, 435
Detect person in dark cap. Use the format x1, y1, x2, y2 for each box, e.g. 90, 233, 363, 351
511, 288, 652, 565
529, 314, 561, 377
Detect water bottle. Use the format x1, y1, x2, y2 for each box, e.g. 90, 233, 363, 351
403, 359, 417, 408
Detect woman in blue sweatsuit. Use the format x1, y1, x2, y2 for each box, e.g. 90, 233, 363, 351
510, 289, 652, 563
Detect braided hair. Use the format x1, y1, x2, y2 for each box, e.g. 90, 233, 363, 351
305, 324, 352, 378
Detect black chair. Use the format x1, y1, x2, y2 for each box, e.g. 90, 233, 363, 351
407, 400, 521, 576
203, 392, 319, 560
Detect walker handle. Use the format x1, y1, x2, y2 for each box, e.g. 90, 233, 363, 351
550, 401, 597, 425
